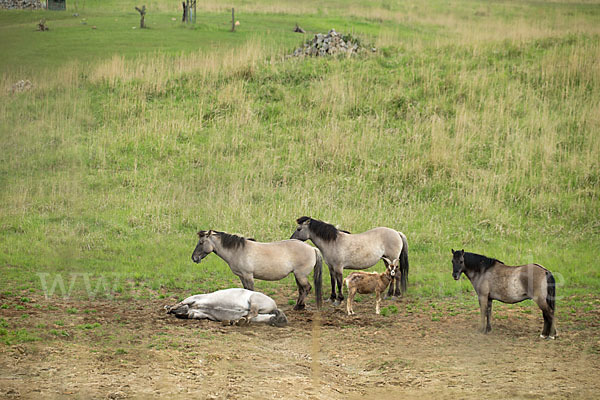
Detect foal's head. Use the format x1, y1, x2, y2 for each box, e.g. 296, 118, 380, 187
451, 249, 465, 280
382, 257, 398, 277
191, 230, 216, 263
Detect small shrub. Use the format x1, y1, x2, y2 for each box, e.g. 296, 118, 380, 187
77, 322, 101, 330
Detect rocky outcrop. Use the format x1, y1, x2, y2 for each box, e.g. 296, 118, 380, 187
0, 0, 43, 9
292, 29, 375, 57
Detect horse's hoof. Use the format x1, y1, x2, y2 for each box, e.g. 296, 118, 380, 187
332, 300, 341, 307
540, 334, 548, 339
549, 335, 556, 340
293, 304, 305, 311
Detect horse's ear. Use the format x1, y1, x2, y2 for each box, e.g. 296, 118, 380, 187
451, 248, 455, 253
460, 249, 464, 255
296, 216, 310, 225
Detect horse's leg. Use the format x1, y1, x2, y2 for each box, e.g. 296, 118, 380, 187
534, 295, 553, 338
486, 298, 493, 333
478, 295, 489, 333
334, 267, 345, 306
394, 274, 402, 298
293, 274, 311, 311
347, 287, 357, 315
188, 310, 210, 320
376, 291, 382, 315
244, 301, 260, 325
240, 275, 255, 291
326, 264, 336, 303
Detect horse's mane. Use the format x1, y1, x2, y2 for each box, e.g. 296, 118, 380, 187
297, 216, 340, 242
464, 252, 503, 272
214, 231, 247, 249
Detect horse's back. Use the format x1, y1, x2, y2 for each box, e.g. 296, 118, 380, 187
337, 227, 402, 267
242, 239, 316, 280
487, 263, 549, 303
248, 239, 316, 261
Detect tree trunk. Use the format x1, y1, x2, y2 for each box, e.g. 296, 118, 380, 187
135, 5, 146, 29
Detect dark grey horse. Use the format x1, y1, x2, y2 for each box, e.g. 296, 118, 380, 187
291, 217, 409, 305
192, 230, 322, 310
452, 249, 556, 339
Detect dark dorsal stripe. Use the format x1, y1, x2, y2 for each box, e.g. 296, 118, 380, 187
463, 252, 503, 272
215, 231, 247, 249
307, 217, 340, 242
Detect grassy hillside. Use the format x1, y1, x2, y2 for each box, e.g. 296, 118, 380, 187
1, 0, 599, 305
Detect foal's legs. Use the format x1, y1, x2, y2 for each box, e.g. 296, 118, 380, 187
394, 275, 402, 297
293, 274, 312, 310
375, 290, 383, 315
346, 286, 357, 315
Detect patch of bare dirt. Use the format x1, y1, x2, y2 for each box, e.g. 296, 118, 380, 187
0, 293, 599, 399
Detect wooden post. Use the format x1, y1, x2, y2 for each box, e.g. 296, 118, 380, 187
231, 8, 235, 32
193, 0, 196, 24
181, 1, 186, 22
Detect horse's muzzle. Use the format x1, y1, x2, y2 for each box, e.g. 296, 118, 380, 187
269, 309, 288, 327
191, 253, 205, 263
452, 273, 460, 280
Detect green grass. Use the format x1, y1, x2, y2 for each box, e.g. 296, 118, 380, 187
1, 0, 599, 303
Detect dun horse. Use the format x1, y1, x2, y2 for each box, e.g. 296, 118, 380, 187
192, 230, 322, 310
451, 249, 556, 339
291, 217, 408, 305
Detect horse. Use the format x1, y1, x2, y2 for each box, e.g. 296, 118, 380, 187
291, 216, 409, 305
451, 249, 556, 339
191, 230, 322, 310
165, 288, 288, 327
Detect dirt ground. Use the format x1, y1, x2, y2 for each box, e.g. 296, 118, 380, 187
1, 291, 599, 399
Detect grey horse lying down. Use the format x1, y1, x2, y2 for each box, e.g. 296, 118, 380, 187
165, 288, 288, 327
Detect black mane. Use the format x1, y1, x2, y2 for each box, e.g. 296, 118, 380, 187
299, 217, 340, 242
463, 252, 503, 272
215, 231, 247, 249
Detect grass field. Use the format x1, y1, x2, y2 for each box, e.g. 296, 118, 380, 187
1, 0, 599, 306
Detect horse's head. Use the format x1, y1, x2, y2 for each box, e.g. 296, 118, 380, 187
192, 230, 215, 263
451, 249, 465, 280
269, 309, 288, 327
290, 216, 311, 241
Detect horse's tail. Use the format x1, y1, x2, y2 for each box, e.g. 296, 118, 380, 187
313, 248, 323, 309
399, 232, 409, 294
546, 270, 556, 311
